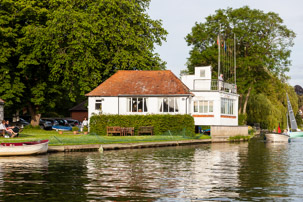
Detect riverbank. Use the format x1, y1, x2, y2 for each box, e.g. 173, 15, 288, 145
48, 139, 211, 152
1, 128, 252, 153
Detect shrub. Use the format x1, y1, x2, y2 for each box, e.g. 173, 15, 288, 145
90, 114, 195, 136
24, 125, 40, 129
83, 126, 88, 132
72, 126, 79, 131
238, 113, 247, 125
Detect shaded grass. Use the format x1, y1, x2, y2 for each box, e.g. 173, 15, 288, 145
228, 134, 254, 142
0, 129, 211, 146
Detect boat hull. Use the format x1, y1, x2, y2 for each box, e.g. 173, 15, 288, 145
265, 133, 289, 142
0, 140, 49, 156
289, 131, 303, 138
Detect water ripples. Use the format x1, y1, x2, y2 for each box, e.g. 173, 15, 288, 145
0, 138, 303, 201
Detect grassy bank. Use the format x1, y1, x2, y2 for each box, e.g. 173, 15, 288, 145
0, 128, 210, 146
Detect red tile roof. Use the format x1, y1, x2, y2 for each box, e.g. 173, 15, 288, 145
0, 98, 4, 103
86, 70, 191, 96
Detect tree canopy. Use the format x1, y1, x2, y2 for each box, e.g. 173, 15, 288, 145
185, 6, 297, 129
0, 0, 167, 124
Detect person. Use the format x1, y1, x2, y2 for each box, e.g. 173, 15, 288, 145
0, 120, 17, 137
5, 120, 14, 129
218, 74, 224, 90
0, 120, 6, 136
218, 74, 224, 81
81, 118, 88, 132
277, 124, 281, 133
282, 129, 289, 136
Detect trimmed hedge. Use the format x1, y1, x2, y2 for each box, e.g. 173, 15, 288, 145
89, 114, 195, 136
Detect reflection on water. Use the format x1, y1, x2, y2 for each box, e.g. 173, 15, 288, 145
0, 138, 302, 201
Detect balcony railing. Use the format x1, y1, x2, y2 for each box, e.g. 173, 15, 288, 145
193, 79, 237, 93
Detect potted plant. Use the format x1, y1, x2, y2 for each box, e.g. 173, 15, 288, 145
83, 126, 88, 135
72, 126, 79, 134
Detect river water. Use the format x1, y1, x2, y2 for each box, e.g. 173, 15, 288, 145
0, 137, 303, 201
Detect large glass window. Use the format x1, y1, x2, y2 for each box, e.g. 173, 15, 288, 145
195, 101, 199, 112
127, 98, 148, 112
159, 98, 179, 113
193, 100, 214, 113
221, 98, 234, 115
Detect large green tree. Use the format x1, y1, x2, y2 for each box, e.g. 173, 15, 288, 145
0, 0, 167, 125
185, 6, 297, 129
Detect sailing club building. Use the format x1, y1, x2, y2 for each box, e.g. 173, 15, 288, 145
86, 66, 239, 127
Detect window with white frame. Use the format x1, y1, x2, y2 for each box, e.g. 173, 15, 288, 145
193, 100, 213, 113
95, 99, 102, 111
159, 97, 179, 113
127, 97, 148, 112
221, 98, 234, 115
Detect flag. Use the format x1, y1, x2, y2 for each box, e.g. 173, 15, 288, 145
224, 41, 226, 52
217, 35, 219, 45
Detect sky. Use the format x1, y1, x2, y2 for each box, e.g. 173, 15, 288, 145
147, 0, 303, 87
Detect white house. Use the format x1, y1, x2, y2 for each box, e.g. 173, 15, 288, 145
181, 66, 239, 126
86, 70, 192, 118
86, 67, 239, 126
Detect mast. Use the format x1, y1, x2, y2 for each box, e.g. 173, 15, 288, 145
234, 33, 236, 85
218, 26, 221, 78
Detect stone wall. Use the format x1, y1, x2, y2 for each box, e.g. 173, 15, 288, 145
211, 125, 248, 142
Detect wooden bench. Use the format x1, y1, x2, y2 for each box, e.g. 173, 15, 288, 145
138, 126, 153, 135
107, 126, 121, 136
121, 127, 134, 136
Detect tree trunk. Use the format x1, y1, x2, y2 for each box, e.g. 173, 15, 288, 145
242, 85, 252, 114
28, 104, 41, 126
238, 95, 243, 114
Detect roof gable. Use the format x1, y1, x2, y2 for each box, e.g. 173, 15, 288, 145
86, 70, 191, 96
69, 100, 87, 111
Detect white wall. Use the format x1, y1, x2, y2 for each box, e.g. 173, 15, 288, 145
88, 97, 118, 119
190, 91, 239, 126
88, 96, 190, 120
181, 66, 212, 91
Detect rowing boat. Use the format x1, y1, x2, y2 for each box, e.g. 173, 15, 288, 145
0, 140, 49, 156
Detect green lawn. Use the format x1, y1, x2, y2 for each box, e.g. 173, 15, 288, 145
0, 128, 211, 146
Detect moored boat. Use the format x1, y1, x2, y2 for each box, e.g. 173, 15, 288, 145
265, 133, 289, 142
289, 131, 303, 138
0, 140, 49, 156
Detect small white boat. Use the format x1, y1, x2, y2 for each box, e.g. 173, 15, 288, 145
265, 133, 289, 142
286, 93, 303, 139
0, 140, 49, 156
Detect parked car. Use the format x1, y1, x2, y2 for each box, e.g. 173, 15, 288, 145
66, 118, 80, 126
45, 118, 72, 131
41, 118, 59, 126
54, 118, 69, 126
39, 119, 53, 130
